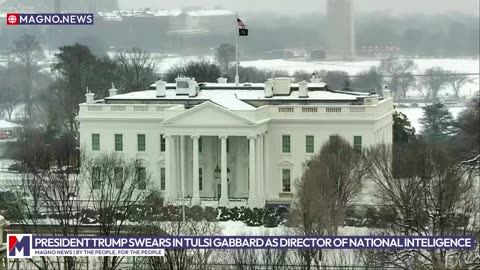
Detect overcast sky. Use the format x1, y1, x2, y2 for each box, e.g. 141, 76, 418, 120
119, 0, 480, 16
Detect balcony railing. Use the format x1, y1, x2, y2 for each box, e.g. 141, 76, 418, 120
80, 100, 394, 122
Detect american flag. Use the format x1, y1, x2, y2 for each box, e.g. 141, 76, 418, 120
237, 18, 246, 29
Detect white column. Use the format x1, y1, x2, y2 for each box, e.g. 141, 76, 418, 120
171, 136, 178, 200
192, 135, 200, 205
248, 135, 257, 206
257, 133, 265, 205
180, 136, 186, 206
219, 136, 229, 206
165, 135, 172, 203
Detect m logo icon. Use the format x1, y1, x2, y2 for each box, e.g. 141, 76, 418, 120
7, 234, 32, 258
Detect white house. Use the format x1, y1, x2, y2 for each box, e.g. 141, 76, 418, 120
77, 77, 394, 208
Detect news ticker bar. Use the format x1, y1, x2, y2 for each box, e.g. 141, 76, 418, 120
6, 13, 94, 25
7, 234, 475, 258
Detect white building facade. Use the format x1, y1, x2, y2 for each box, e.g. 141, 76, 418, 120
77, 78, 393, 208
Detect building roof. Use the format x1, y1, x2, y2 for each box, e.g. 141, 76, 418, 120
104, 82, 367, 111
0, 120, 22, 129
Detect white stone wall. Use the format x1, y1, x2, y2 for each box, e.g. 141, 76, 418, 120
78, 98, 394, 206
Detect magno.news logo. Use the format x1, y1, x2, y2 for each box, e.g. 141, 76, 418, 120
7, 234, 32, 258
6, 13, 94, 25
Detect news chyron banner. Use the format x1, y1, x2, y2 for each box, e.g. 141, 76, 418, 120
7, 234, 475, 258
6, 13, 94, 25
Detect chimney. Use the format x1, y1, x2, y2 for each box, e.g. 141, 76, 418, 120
175, 77, 190, 95
188, 79, 198, 97
156, 80, 166, 97
299, 80, 309, 98
264, 79, 273, 98
311, 75, 321, 83
85, 91, 95, 104
217, 77, 228, 84
383, 84, 391, 99
109, 83, 117, 97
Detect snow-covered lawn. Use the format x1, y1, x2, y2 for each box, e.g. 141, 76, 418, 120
397, 106, 466, 132
240, 58, 479, 77
220, 220, 369, 236
240, 58, 479, 97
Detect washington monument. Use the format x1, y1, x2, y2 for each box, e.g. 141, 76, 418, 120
327, 0, 355, 59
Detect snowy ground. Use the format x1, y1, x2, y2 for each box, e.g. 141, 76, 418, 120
240, 58, 480, 98
220, 220, 369, 236
0, 159, 23, 191
155, 56, 479, 97
397, 106, 466, 132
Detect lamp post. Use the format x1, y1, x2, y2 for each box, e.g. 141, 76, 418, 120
214, 165, 230, 198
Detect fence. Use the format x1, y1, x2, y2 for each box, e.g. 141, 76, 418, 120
3, 259, 405, 270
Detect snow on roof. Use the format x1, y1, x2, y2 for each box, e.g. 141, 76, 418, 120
107, 90, 256, 110
106, 83, 362, 110
235, 90, 358, 101
0, 120, 22, 129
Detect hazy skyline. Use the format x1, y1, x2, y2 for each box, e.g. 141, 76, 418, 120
119, 0, 480, 16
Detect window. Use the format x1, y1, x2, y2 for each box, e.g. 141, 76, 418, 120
354, 136, 362, 153
92, 167, 101, 189
92, 134, 100, 151
282, 169, 291, 192
137, 134, 146, 152
282, 135, 290, 153
137, 167, 146, 190
330, 135, 340, 142
114, 167, 123, 189
199, 168, 203, 190
198, 137, 202, 152
306, 135, 314, 153
160, 135, 165, 152
114, 134, 123, 151
226, 138, 230, 153
160, 168, 165, 191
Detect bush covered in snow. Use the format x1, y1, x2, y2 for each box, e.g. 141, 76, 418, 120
216, 206, 289, 227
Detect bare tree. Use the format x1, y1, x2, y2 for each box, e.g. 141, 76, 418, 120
7, 130, 82, 270
115, 48, 157, 93
137, 207, 221, 270
394, 73, 416, 99
418, 67, 450, 101
364, 142, 478, 269
11, 34, 45, 124
0, 84, 18, 121
446, 72, 468, 98
81, 152, 150, 270
294, 136, 365, 268
214, 44, 235, 74
379, 58, 417, 99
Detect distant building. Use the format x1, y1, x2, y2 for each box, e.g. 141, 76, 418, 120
98, 9, 234, 36
0, 120, 22, 139
327, 0, 355, 60
54, 0, 118, 12
95, 9, 234, 50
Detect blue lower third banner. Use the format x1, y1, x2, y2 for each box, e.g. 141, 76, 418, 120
7, 234, 474, 258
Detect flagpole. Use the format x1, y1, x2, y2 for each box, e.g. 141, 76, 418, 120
235, 12, 239, 86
